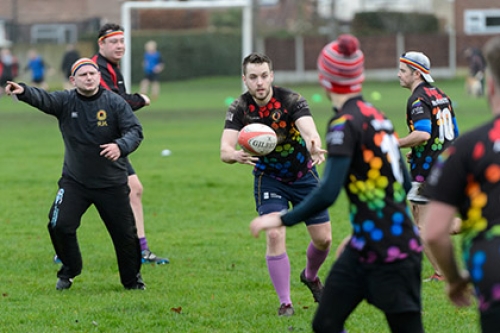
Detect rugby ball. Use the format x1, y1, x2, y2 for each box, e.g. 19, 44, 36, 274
238, 123, 277, 156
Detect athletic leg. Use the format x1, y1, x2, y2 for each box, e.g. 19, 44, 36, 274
412, 203, 443, 279
289, 170, 331, 300
128, 174, 145, 239
48, 178, 90, 281
255, 175, 293, 313
151, 81, 160, 100
94, 184, 143, 289
305, 223, 331, 279
139, 78, 149, 95
300, 223, 331, 302
266, 226, 292, 307
128, 164, 169, 264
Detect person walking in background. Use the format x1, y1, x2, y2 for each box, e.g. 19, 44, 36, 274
250, 34, 424, 333
398, 51, 461, 282
91, 23, 169, 265
5, 58, 145, 290
220, 52, 332, 316
61, 44, 80, 89
464, 47, 487, 97
139, 40, 164, 101
25, 48, 49, 90
423, 36, 500, 333
0, 48, 19, 96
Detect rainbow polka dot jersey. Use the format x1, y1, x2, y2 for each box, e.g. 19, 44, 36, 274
426, 117, 500, 312
326, 97, 422, 264
225, 86, 314, 184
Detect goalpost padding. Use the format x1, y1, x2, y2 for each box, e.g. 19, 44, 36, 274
121, 0, 252, 91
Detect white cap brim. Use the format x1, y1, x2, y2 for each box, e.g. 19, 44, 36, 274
421, 72, 434, 83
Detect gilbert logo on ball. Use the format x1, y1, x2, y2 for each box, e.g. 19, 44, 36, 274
238, 123, 277, 156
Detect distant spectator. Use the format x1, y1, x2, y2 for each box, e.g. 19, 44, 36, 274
61, 44, 80, 90
464, 47, 487, 97
0, 48, 19, 96
139, 40, 164, 100
25, 49, 49, 90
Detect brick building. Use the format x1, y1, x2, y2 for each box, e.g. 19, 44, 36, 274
454, 0, 500, 57
0, 0, 498, 83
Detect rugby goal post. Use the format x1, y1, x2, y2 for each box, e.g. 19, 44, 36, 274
121, 0, 253, 91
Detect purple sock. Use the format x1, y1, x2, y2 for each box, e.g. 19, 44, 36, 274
139, 237, 149, 252
266, 253, 291, 305
305, 241, 330, 281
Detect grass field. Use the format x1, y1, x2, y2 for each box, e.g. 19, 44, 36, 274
0, 76, 490, 332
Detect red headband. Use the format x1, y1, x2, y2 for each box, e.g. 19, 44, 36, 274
400, 57, 430, 74
98, 30, 124, 42
71, 58, 99, 76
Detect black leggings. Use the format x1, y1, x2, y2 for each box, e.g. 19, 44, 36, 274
312, 247, 423, 333
386, 312, 424, 333
481, 302, 500, 333
312, 306, 423, 333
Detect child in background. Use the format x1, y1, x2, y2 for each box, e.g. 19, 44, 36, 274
139, 40, 164, 101
25, 49, 49, 90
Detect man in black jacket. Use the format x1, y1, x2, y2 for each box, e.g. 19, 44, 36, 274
6, 58, 145, 290
91, 23, 169, 265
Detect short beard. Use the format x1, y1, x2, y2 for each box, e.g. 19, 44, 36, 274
253, 87, 271, 104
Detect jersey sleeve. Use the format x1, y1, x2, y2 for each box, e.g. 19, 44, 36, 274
93, 54, 146, 111
408, 97, 432, 123
325, 114, 358, 157
99, 69, 146, 111
114, 97, 144, 156
289, 95, 312, 122
223, 98, 246, 131
17, 84, 66, 117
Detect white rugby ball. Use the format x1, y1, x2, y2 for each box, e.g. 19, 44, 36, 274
238, 123, 277, 156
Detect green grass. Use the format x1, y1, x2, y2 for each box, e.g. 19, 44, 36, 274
0, 76, 488, 332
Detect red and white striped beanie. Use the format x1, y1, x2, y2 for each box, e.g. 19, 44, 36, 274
317, 34, 364, 94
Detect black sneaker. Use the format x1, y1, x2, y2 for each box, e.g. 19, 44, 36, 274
141, 250, 170, 265
126, 283, 146, 290
125, 274, 146, 290
56, 278, 73, 290
300, 269, 323, 302
278, 303, 294, 316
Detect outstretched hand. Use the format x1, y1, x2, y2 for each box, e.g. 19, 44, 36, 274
140, 94, 151, 106
249, 212, 283, 237
5, 81, 24, 95
234, 150, 260, 166
309, 139, 326, 166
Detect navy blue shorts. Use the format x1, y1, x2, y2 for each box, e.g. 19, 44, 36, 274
32, 76, 45, 84
144, 72, 159, 82
254, 169, 330, 226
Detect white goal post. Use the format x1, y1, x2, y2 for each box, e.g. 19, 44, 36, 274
120, 0, 253, 91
